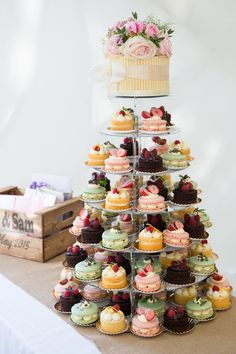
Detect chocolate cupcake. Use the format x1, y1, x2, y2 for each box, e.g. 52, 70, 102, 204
66, 245, 87, 268
81, 218, 104, 244
147, 176, 169, 200
137, 148, 164, 172
110, 292, 131, 316
173, 175, 197, 204
163, 306, 189, 332
184, 214, 206, 239
60, 287, 82, 312
164, 259, 193, 285
146, 214, 167, 231
107, 254, 131, 275
120, 137, 139, 156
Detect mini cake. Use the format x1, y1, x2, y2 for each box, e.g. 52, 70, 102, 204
170, 140, 191, 160
159, 249, 188, 269
100, 305, 126, 333
190, 240, 215, 259
138, 297, 165, 316
163, 220, 190, 247
174, 286, 197, 305
146, 175, 169, 200
102, 227, 129, 250
135, 256, 162, 275
141, 107, 167, 131
135, 264, 161, 292
105, 148, 131, 172
188, 254, 215, 274
81, 218, 104, 244
104, 14, 173, 97
83, 284, 108, 301
54, 278, 79, 300
136, 148, 164, 172
75, 258, 102, 281
94, 249, 111, 265
66, 245, 87, 268
206, 286, 231, 310
101, 264, 127, 290
163, 306, 190, 332
110, 292, 131, 316
206, 273, 231, 292
120, 137, 139, 156
116, 175, 135, 200
186, 297, 214, 320
184, 213, 206, 239
60, 287, 82, 312
192, 208, 211, 227
71, 300, 99, 325
105, 188, 130, 211
164, 259, 193, 285
107, 254, 131, 275
146, 214, 167, 232
131, 308, 160, 336
137, 185, 166, 212
82, 181, 106, 202
87, 143, 109, 166
71, 208, 93, 235
161, 149, 188, 169
173, 177, 198, 191
150, 136, 169, 155
118, 214, 133, 234
137, 225, 163, 251
110, 108, 135, 131
173, 175, 198, 204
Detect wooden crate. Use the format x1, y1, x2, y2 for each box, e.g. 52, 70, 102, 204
0, 186, 83, 262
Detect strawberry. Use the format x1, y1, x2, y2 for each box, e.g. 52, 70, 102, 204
174, 220, 183, 229
119, 110, 125, 116
121, 293, 129, 300
176, 305, 184, 314
113, 304, 120, 311
138, 270, 147, 277
184, 214, 191, 222
109, 148, 117, 156
152, 136, 161, 143
112, 294, 119, 302
147, 185, 159, 195
59, 279, 68, 285
73, 288, 79, 296
72, 246, 79, 254
115, 255, 123, 264
189, 218, 197, 227
63, 290, 71, 298
107, 255, 115, 263
167, 223, 176, 231
156, 179, 164, 189
112, 188, 119, 194
67, 246, 72, 252
212, 273, 223, 281
212, 285, 220, 292
92, 219, 100, 229
79, 209, 89, 220
94, 145, 100, 152
120, 214, 131, 222
159, 106, 165, 113
142, 111, 151, 119
144, 150, 151, 159
121, 181, 133, 188
145, 310, 156, 321
140, 188, 149, 197
112, 264, 119, 272
144, 264, 154, 273
159, 138, 167, 146
150, 107, 163, 118
146, 226, 154, 233
174, 140, 181, 145
167, 308, 176, 319
116, 148, 127, 157
181, 184, 190, 192
123, 137, 131, 144
83, 218, 90, 227
194, 214, 200, 223
201, 239, 208, 245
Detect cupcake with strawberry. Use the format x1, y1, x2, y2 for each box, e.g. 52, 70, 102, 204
110, 292, 131, 316
136, 148, 164, 172
105, 148, 131, 172
146, 175, 169, 200
163, 305, 190, 332
107, 254, 131, 275
146, 214, 167, 231
120, 137, 139, 156
81, 218, 104, 244
141, 107, 167, 132
150, 136, 169, 155
137, 184, 166, 212
65, 245, 87, 268
134, 264, 161, 292
137, 224, 163, 252
87, 143, 109, 166
110, 107, 135, 131
131, 308, 160, 337
172, 175, 198, 204
184, 213, 206, 239
206, 285, 231, 310
206, 273, 232, 293
60, 286, 82, 313
163, 220, 190, 247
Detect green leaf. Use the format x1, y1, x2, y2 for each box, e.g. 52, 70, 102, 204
132, 11, 138, 20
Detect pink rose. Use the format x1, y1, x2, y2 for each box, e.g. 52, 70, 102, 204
123, 36, 157, 59
105, 35, 122, 56
112, 21, 123, 30
157, 36, 172, 57
145, 23, 160, 38
125, 20, 145, 35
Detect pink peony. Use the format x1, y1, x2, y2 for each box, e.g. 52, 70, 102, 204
105, 35, 122, 56
123, 36, 157, 59
112, 21, 124, 30
157, 36, 172, 57
145, 23, 160, 38
125, 20, 145, 35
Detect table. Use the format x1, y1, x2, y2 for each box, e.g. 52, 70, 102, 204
0, 253, 235, 354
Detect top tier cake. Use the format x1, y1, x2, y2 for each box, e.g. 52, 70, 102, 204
104, 12, 174, 97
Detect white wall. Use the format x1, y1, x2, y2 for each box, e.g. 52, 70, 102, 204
0, 0, 235, 274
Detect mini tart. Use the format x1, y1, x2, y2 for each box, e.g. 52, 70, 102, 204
105, 190, 130, 211
188, 255, 215, 274
138, 227, 163, 251
138, 297, 165, 316
174, 286, 197, 305
82, 183, 106, 201
100, 306, 126, 333
186, 298, 214, 320
206, 274, 231, 292
105, 155, 131, 172
135, 271, 161, 292
190, 241, 215, 258
110, 110, 135, 131
87, 144, 109, 166
101, 265, 127, 290
102, 228, 129, 250
83, 284, 107, 301
135, 257, 162, 275
159, 249, 188, 269
161, 150, 188, 169
71, 300, 99, 325
206, 287, 231, 310
131, 311, 160, 336
74, 258, 102, 280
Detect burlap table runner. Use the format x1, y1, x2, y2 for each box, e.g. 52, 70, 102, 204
1, 253, 235, 354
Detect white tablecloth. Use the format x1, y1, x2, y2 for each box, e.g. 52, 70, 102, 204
0, 274, 100, 354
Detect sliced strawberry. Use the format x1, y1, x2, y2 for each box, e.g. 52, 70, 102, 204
167, 223, 176, 231
112, 188, 119, 194
113, 304, 120, 311
120, 214, 132, 222
147, 184, 159, 195
176, 305, 184, 314
174, 220, 183, 229
119, 110, 125, 116
138, 270, 147, 277
145, 310, 156, 321
59, 279, 68, 285
212, 273, 223, 281
63, 290, 71, 298
73, 288, 79, 296
144, 150, 151, 159
167, 308, 176, 318
146, 226, 154, 233
140, 188, 149, 197
112, 264, 119, 272
92, 219, 100, 229
136, 308, 144, 315
107, 255, 115, 263
121, 293, 129, 300
94, 145, 100, 152
79, 209, 89, 220
201, 240, 208, 245
212, 285, 220, 292
72, 246, 79, 254
142, 111, 151, 119
67, 246, 72, 252
112, 294, 119, 302
189, 218, 197, 227
150, 107, 163, 118
184, 214, 191, 222
144, 264, 154, 273
194, 214, 200, 223
159, 138, 167, 145
181, 184, 190, 192
109, 148, 117, 156
83, 218, 90, 227
152, 136, 161, 143
174, 140, 181, 145
116, 148, 127, 157
115, 255, 123, 264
